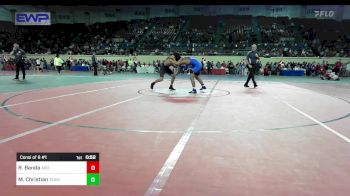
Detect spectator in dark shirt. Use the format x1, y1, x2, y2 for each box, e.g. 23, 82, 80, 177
228, 62, 234, 75
207, 61, 212, 75
66, 59, 71, 71
333, 61, 342, 75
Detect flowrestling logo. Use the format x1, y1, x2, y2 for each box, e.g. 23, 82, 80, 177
15, 12, 51, 25
314, 10, 335, 18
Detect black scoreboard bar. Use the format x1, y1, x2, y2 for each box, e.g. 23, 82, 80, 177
17, 153, 99, 161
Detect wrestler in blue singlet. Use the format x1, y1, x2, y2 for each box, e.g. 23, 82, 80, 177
187, 57, 202, 75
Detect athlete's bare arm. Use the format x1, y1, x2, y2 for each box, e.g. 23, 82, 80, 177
174, 57, 190, 66
164, 56, 176, 66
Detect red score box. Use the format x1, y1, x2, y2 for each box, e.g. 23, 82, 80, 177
87, 161, 99, 173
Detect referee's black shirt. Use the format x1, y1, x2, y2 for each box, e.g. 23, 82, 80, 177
246, 51, 259, 65
13, 48, 26, 63
92, 55, 97, 66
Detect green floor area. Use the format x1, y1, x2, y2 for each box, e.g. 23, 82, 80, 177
0, 73, 138, 93
0, 71, 349, 93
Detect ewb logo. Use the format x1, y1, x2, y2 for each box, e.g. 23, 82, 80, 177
15, 12, 51, 25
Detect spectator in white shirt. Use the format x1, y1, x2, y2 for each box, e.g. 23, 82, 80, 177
345, 62, 350, 77
35, 58, 41, 72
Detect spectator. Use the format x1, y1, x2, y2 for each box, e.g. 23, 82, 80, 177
40, 59, 45, 71
216, 61, 221, 69
345, 62, 350, 77
228, 62, 234, 75
54, 54, 64, 75
207, 61, 213, 75
333, 60, 342, 75
66, 59, 71, 70
221, 61, 227, 69
263, 65, 269, 76
201, 58, 206, 71
0, 52, 4, 70
240, 60, 246, 76
127, 59, 133, 71
35, 58, 41, 72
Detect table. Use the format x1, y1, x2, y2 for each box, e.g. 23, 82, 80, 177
71, 66, 89, 71
280, 70, 305, 76
16, 152, 99, 186
3, 64, 15, 71
203, 68, 226, 75
136, 66, 155, 74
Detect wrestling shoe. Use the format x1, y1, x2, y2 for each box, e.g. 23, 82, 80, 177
200, 85, 206, 90
150, 82, 155, 89
169, 85, 176, 90
189, 89, 197, 94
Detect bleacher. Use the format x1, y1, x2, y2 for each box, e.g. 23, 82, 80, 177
138, 17, 183, 51
1, 15, 349, 57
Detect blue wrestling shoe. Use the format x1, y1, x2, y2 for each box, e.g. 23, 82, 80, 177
189, 89, 197, 94
200, 85, 206, 90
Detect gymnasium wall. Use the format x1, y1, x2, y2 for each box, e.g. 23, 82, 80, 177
0, 6, 11, 22
24, 55, 350, 65
1, 5, 350, 24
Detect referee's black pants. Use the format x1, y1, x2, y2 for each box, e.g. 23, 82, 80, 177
15, 61, 25, 79
93, 65, 98, 76
244, 66, 257, 86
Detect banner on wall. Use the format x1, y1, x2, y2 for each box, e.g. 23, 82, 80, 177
305, 5, 339, 19
15, 12, 51, 25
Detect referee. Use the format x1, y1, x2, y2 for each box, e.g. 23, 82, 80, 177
92, 52, 98, 76
10, 43, 26, 80
244, 44, 259, 88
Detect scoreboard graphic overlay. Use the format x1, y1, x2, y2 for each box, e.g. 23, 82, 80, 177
16, 153, 99, 186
